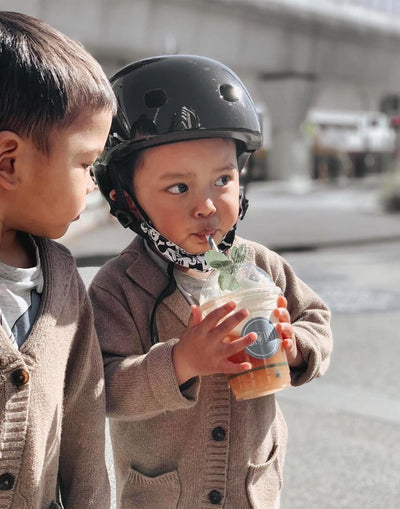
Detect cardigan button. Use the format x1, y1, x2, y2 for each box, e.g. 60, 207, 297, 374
208, 489, 223, 504
0, 472, 15, 490
12, 369, 29, 387
212, 426, 226, 441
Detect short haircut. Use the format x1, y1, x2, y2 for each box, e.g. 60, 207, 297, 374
0, 11, 117, 153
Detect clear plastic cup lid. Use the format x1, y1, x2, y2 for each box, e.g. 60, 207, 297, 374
199, 262, 276, 305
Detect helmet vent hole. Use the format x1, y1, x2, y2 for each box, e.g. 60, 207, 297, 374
219, 84, 241, 102
144, 89, 167, 108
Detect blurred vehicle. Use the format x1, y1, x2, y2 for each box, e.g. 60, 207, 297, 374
306, 108, 396, 178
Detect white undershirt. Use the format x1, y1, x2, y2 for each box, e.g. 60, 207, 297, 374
0, 237, 44, 348
143, 240, 208, 305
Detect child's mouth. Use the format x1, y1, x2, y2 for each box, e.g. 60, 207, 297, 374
196, 231, 216, 243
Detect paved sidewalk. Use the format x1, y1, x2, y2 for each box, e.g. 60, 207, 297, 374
239, 175, 400, 252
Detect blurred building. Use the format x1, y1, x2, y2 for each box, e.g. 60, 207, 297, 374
3, 0, 400, 181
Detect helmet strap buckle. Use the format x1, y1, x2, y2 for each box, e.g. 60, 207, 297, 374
114, 209, 136, 229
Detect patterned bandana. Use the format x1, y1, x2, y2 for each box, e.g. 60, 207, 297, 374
139, 220, 236, 272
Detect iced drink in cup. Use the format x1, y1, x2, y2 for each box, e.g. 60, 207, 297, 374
201, 244, 291, 400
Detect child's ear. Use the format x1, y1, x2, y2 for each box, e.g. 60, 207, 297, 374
0, 132, 19, 190
109, 189, 141, 220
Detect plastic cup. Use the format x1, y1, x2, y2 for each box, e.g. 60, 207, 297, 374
201, 282, 291, 400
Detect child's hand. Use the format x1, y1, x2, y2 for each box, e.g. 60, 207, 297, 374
274, 295, 305, 369
172, 302, 257, 385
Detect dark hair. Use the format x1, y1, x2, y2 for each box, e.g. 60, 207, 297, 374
118, 153, 141, 196
0, 11, 117, 153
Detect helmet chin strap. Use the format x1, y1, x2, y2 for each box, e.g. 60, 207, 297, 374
138, 218, 237, 272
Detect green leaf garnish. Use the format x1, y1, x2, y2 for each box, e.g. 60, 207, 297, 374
209, 260, 232, 270
205, 244, 247, 291
230, 244, 247, 265
218, 271, 240, 291
204, 250, 231, 269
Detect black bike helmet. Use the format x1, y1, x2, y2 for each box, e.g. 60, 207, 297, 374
94, 54, 262, 230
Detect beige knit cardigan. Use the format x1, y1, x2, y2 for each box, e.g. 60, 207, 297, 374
0, 237, 110, 509
90, 236, 332, 509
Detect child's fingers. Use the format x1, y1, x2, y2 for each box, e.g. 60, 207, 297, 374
188, 305, 203, 328
281, 338, 295, 351
213, 308, 249, 338
203, 301, 237, 329
277, 294, 287, 308
276, 322, 293, 339
221, 334, 257, 374
273, 307, 290, 323
223, 360, 253, 374
223, 332, 257, 359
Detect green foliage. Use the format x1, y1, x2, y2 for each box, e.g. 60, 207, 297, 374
230, 244, 247, 265
218, 271, 239, 291
205, 245, 248, 291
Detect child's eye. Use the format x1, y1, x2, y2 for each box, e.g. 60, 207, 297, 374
168, 183, 188, 194
216, 175, 231, 186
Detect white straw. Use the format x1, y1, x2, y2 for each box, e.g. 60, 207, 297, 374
207, 235, 219, 251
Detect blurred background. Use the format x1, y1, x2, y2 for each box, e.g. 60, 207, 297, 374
1, 1, 399, 508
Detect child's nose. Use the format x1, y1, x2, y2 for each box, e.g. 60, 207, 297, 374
193, 196, 217, 217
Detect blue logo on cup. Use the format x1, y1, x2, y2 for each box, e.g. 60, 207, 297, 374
242, 317, 279, 359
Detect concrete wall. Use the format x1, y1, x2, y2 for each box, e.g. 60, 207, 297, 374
2, 0, 400, 179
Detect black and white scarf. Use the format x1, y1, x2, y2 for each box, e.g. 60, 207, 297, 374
139, 220, 236, 272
